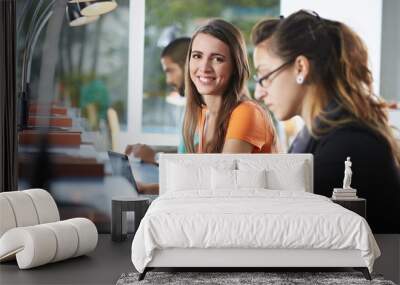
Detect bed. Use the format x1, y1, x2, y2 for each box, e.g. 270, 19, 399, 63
131, 154, 380, 280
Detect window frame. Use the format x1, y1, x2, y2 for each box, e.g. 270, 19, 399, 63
120, 0, 180, 148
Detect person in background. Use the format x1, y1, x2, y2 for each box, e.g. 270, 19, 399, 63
125, 37, 191, 164
161, 37, 191, 97
183, 19, 279, 154
251, 10, 400, 233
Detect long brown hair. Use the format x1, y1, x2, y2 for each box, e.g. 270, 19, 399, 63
183, 19, 250, 153
268, 10, 400, 164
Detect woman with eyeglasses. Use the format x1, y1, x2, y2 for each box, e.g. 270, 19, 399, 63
251, 10, 400, 233
183, 19, 279, 154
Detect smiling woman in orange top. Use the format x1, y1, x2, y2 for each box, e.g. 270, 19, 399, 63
183, 19, 279, 154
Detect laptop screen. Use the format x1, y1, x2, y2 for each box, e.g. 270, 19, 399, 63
108, 151, 139, 193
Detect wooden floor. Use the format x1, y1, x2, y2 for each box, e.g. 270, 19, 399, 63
0, 234, 134, 285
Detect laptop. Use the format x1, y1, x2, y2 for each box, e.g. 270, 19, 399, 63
107, 151, 157, 200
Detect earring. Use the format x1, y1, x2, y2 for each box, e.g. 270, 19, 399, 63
296, 75, 304, 85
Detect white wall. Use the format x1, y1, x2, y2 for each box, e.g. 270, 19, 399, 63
380, 0, 400, 102
280, 0, 382, 93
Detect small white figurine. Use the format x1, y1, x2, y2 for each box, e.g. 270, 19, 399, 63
342, 157, 353, 189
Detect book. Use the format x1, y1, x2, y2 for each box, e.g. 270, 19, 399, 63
332, 192, 358, 197
332, 196, 359, 200
332, 193, 358, 199
333, 188, 357, 193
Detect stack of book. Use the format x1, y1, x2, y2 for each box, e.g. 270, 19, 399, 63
332, 188, 358, 200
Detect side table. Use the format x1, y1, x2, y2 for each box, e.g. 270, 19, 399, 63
331, 198, 366, 219
111, 197, 151, 241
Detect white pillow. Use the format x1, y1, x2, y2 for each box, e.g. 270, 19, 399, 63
211, 168, 236, 190
238, 159, 308, 192
167, 160, 235, 192
167, 163, 210, 191
211, 169, 267, 190
266, 163, 306, 191
237, 169, 267, 189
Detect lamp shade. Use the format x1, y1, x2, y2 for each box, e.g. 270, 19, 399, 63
80, 0, 117, 17
66, 2, 99, 27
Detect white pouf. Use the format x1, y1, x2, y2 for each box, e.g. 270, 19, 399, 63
0, 189, 98, 269
0, 219, 98, 269
0, 196, 17, 237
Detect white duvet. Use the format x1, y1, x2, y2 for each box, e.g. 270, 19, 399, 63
131, 190, 380, 273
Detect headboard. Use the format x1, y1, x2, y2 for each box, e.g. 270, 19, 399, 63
159, 154, 313, 195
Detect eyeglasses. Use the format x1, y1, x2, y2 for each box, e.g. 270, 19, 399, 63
253, 59, 294, 88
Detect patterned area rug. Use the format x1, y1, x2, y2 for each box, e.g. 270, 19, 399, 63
116, 271, 396, 285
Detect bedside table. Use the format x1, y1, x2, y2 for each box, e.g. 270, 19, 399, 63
111, 197, 151, 241
331, 198, 366, 219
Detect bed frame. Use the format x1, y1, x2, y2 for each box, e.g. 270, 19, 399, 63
139, 248, 371, 280
138, 154, 371, 281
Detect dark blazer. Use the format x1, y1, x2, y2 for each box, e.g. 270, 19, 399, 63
290, 124, 400, 233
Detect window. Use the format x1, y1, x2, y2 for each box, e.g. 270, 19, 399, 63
123, 0, 280, 147
17, 0, 130, 137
